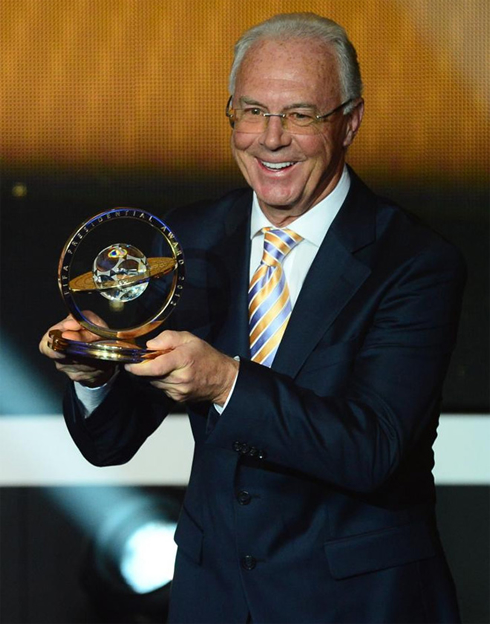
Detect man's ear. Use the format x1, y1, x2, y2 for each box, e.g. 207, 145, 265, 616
343, 98, 364, 147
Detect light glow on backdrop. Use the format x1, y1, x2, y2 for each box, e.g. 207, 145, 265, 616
60, 487, 179, 620
1, 0, 488, 183
0, 335, 58, 414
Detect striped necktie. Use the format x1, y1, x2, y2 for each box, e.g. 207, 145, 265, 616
249, 227, 303, 367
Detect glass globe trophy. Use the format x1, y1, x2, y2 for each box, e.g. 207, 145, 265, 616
48, 208, 185, 362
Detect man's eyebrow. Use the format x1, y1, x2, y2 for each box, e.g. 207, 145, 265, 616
284, 102, 317, 110
238, 97, 317, 110
238, 97, 267, 108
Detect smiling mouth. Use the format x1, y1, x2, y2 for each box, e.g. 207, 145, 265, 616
259, 160, 296, 171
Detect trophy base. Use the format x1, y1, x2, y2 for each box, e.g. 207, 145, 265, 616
48, 330, 160, 363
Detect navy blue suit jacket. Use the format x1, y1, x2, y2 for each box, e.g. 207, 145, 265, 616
64, 171, 465, 623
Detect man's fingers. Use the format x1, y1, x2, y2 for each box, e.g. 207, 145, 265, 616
123, 330, 238, 405
61, 328, 101, 343
40, 313, 116, 386
52, 313, 103, 343
124, 330, 192, 377
40, 313, 102, 360
59, 316, 83, 331
40, 339, 66, 360
146, 330, 192, 351
124, 347, 183, 378
39, 327, 66, 359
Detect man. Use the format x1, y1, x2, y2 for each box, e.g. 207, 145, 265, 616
40, 13, 464, 623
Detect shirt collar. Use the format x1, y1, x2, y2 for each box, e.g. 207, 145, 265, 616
250, 166, 351, 247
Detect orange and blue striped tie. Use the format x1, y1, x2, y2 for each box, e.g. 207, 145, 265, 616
249, 227, 303, 367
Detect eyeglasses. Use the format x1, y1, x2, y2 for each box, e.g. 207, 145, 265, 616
226, 96, 353, 135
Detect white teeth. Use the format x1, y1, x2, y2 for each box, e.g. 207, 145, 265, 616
261, 161, 294, 170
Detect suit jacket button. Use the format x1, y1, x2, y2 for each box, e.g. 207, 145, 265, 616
257, 450, 267, 460
233, 441, 242, 452
248, 446, 259, 457
237, 490, 251, 505
241, 555, 256, 570
239, 444, 250, 455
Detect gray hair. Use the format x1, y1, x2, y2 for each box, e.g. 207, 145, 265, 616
229, 13, 363, 113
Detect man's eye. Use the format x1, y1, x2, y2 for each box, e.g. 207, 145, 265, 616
244, 108, 264, 117
289, 111, 314, 121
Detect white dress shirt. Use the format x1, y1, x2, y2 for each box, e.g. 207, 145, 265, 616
249, 166, 350, 305
75, 167, 351, 415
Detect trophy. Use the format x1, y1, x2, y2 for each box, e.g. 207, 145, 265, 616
48, 208, 185, 362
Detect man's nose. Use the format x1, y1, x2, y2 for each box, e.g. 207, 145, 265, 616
260, 115, 292, 150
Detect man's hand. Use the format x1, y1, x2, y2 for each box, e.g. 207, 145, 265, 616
125, 330, 239, 406
39, 313, 116, 388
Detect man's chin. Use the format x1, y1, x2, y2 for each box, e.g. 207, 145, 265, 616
255, 187, 299, 211
257, 197, 296, 213
255, 194, 310, 224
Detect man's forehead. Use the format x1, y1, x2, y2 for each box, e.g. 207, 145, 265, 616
235, 38, 341, 100
241, 37, 336, 67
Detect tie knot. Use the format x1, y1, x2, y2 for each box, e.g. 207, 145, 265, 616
261, 227, 303, 266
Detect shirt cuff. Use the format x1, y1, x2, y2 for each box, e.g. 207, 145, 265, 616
74, 368, 119, 418
213, 356, 240, 415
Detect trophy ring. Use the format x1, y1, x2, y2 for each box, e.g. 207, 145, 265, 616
48, 208, 185, 363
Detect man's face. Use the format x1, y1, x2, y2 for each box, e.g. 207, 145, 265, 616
231, 38, 363, 224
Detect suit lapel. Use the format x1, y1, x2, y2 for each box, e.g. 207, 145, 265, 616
272, 173, 377, 378
211, 191, 252, 359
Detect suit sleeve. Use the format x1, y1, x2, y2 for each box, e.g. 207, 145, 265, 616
205, 243, 466, 493
63, 369, 174, 467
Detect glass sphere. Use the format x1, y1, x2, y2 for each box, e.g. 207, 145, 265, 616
93, 244, 150, 302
